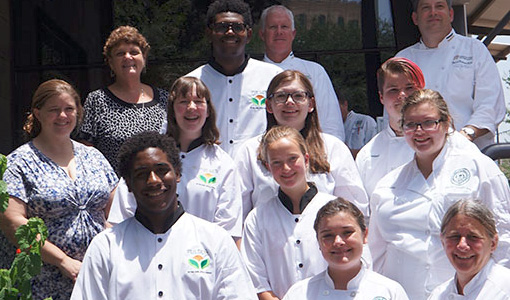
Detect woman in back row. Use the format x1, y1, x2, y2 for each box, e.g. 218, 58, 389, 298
369, 89, 510, 300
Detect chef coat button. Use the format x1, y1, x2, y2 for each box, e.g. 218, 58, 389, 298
158, 291, 163, 297
181, 154, 185, 159
229, 98, 233, 102
294, 218, 299, 223
350, 291, 356, 297
296, 240, 301, 244
298, 263, 303, 268
425, 230, 430, 235
229, 119, 233, 123
158, 264, 163, 270
157, 238, 163, 243
425, 264, 430, 270
229, 140, 234, 144
228, 79, 233, 83
323, 290, 330, 296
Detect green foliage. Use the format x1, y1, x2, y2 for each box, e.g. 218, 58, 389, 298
0, 154, 51, 300
0, 155, 8, 213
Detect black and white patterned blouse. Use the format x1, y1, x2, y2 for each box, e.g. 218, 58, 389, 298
78, 86, 168, 172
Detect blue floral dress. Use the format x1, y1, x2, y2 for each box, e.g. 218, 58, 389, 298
2, 140, 118, 300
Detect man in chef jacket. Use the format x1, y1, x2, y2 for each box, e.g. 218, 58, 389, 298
397, 0, 505, 149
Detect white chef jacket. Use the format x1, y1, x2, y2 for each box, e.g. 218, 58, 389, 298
397, 30, 505, 149
368, 132, 510, 300
108, 144, 242, 237
71, 213, 257, 300
263, 53, 345, 141
187, 58, 282, 157
241, 192, 336, 298
344, 110, 377, 150
282, 265, 409, 300
355, 125, 414, 198
428, 259, 510, 300
235, 132, 368, 220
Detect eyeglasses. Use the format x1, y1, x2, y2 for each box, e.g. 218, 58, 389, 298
209, 22, 248, 34
403, 119, 443, 132
269, 91, 310, 104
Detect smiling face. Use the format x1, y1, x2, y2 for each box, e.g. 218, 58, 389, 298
403, 101, 448, 161
266, 79, 314, 131
441, 214, 498, 285
108, 42, 145, 79
33, 92, 77, 138
208, 12, 252, 61
127, 147, 180, 217
173, 83, 209, 141
266, 137, 309, 193
379, 72, 419, 132
412, 0, 453, 39
317, 211, 367, 273
259, 8, 296, 60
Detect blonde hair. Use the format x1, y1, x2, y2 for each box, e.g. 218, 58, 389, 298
258, 125, 308, 170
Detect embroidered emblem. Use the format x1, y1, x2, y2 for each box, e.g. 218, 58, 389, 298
188, 255, 210, 270
251, 94, 266, 106
372, 297, 387, 300
451, 168, 470, 186
199, 172, 216, 184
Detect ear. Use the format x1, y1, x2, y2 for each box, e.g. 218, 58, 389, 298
449, 7, 454, 23
362, 228, 368, 244
378, 91, 386, 105
176, 173, 181, 183
308, 97, 316, 113
304, 153, 309, 167
491, 234, 499, 253
246, 27, 253, 44
412, 11, 418, 26
33, 108, 41, 121
266, 100, 274, 114
291, 29, 297, 40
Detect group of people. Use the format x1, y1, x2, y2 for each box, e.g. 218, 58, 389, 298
0, 0, 509, 299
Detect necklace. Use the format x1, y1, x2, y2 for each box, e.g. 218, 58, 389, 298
135, 88, 145, 119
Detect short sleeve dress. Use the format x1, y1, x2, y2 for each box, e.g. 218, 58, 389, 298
2, 140, 118, 300
78, 86, 168, 172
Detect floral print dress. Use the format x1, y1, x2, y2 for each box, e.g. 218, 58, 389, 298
3, 140, 118, 300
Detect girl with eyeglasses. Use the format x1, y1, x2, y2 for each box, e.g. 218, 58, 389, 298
235, 70, 368, 221
368, 89, 510, 300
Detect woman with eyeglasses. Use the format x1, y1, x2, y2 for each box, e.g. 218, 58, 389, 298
429, 199, 510, 300
235, 70, 367, 221
368, 89, 510, 300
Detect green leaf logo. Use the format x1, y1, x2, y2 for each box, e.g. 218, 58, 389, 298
188, 255, 210, 270
251, 95, 266, 106
198, 173, 216, 185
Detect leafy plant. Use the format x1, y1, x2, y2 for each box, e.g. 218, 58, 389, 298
0, 154, 51, 300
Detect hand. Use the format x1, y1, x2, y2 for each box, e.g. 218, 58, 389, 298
57, 256, 82, 282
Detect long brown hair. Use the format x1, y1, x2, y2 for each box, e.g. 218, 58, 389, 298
23, 79, 83, 139
264, 70, 329, 173
166, 76, 220, 145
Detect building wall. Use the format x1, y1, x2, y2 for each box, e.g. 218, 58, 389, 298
0, 0, 12, 154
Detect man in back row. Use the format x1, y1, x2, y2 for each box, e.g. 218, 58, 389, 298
188, 0, 282, 157
397, 0, 505, 149
259, 5, 345, 140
